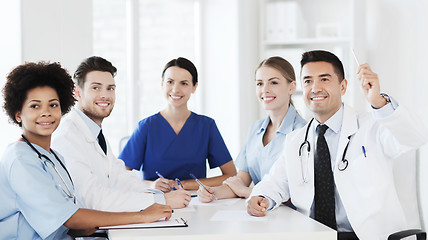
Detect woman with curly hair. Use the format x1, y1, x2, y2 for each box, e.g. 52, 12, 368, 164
0, 61, 172, 240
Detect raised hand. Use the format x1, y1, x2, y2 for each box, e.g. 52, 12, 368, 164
357, 63, 387, 109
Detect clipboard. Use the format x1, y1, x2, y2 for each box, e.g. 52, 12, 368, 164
99, 218, 188, 230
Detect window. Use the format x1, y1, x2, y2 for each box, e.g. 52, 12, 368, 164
93, 0, 197, 155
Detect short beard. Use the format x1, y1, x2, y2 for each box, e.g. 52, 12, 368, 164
81, 108, 112, 125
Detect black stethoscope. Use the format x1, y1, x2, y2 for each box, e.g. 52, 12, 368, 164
21, 135, 75, 202
299, 119, 351, 183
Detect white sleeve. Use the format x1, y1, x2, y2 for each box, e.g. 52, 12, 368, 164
54, 135, 156, 212
250, 142, 291, 210
108, 150, 151, 193
377, 105, 428, 158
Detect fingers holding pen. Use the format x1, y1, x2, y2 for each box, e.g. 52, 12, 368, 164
356, 63, 384, 107
197, 185, 215, 203
357, 64, 379, 89
139, 203, 173, 222
154, 178, 175, 193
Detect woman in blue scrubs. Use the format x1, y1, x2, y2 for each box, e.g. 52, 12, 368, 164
198, 56, 306, 202
119, 57, 236, 191
0, 62, 173, 240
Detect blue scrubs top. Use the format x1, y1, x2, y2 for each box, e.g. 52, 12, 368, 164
119, 112, 232, 181
0, 141, 78, 240
235, 105, 305, 184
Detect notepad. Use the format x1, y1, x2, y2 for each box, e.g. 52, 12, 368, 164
99, 218, 188, 230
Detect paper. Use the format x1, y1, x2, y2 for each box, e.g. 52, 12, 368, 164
99, 218, 187, 230
210, 210, 268, 222
189, 197, 241, 206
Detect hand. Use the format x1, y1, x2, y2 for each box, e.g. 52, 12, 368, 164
223, 176, 251, 198
357, 63, 386, 108
197, 185, 216, 203
153, 178, 175, 193
247, 196, 269, 217
139, 203, 173, 222
164, 189, 191, 209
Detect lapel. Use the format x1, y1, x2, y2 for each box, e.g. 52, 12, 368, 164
333, 104, 358, 167
69, 108, 107, 157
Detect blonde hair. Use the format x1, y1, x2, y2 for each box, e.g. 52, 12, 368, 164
256, 56, 296, 106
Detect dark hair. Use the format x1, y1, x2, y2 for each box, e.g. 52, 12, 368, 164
2, 61, 75, 126
256, 56, 296, 106
300, 50, 345, 82
74, 56, 117, 88
161, 57, 198, 85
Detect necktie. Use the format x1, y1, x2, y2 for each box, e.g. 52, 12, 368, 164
98, 129, 107, 155
314, 124, 337, 230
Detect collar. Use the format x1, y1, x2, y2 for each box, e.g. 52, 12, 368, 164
314, 103, 344, 135
257, 104, 298, 135
74, 107, 102, 139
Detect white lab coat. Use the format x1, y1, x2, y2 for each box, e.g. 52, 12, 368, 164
52, 108, 156, 212
251, 104, 428, 240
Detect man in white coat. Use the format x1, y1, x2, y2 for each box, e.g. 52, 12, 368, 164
53, 56, 191, 212
247, 50, 428, 239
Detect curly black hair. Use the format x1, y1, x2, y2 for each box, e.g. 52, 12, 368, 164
2, 61, 76, 126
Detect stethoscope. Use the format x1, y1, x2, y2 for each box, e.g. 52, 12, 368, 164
299, 119, 352, 184
21, 135, 75, 202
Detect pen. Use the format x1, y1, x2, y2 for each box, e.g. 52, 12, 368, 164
189, 173, 217, 200
362, 146, 367, 158
155, 171, 176, 190
351, 48, 360, 66
175, 178, 183, 189
155, 171, 165, 178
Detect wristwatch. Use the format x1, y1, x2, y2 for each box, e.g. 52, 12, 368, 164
380, 93, 391, 103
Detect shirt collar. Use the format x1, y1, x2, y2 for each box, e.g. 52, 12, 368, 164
315, 103, 344, 135
74, 107, 101, 139
278, 104, 299, 134
257, 104, 298, 135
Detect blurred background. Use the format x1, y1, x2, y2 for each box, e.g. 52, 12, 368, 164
1, 0, 427, 230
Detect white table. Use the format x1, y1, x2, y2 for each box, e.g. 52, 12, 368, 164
108, 198, 336, 240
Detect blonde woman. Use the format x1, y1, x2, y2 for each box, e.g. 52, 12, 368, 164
198, 56, 305, 202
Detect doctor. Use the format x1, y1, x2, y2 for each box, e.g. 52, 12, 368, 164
52, 56, 190, 212
247, 50, 428, 239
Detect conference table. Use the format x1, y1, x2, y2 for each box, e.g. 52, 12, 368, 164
107, 197, 336, 240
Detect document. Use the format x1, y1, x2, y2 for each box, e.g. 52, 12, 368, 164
99, 218, 188, 230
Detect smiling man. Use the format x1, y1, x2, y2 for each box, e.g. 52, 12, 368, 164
246, 50, 428, 239
52, 56, 190, 213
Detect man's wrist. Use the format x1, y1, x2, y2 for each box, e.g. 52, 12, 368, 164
371, 93, 390, 109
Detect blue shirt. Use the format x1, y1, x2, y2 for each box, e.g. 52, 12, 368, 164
235, 105, 305, 184
119, 112, 232, 181
0, 141, 78, 240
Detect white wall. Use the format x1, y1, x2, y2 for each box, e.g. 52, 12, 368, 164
0, 0, 93, 154
0, 1, 22, 153
237, 0, 260, 150
364, 0, 428, 230
21, 0, 92, 73
199, 0, 259, 159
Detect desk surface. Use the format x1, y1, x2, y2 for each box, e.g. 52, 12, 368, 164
108, 198, 336, 240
